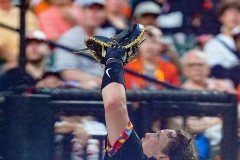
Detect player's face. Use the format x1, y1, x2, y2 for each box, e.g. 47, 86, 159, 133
142, 129, 177, 157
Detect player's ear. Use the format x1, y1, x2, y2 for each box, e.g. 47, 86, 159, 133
157, 155, 169, 160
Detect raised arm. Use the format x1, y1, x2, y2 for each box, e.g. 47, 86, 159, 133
102, 83, 129, 145
82, 23, 145, 147
101, 48, 130, 146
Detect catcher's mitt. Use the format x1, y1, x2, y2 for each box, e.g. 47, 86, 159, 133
74, 23, 146, 65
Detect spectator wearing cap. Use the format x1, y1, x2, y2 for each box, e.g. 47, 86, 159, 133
0, 30, 52, 91
203, 1, 240, 87
0, 0, 39, 72
54, 0, 108, 90
132, 1, 161, 26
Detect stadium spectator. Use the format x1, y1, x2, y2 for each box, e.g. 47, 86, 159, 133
203, 0, 240, 87
102, 0, 128, 34
181, 49, 236, 160
54, 0, 108, 90
0, 30, 69, 90
188, 0, 221, 35
0, 0, 39, 72
2, 44, 107, 160
159, 36, 181, 74
181, 49, 235, 93
154, 0, 189, 35
37, 0, 82, 41
0, 30, 51, 91
132, 1, 161, 27
124, 25, 180, 89
0, 30, 71, 90
55, 115, 107, 160
54, 116, 90, 155
132, 1, 180, 65
153, 0, 197, 55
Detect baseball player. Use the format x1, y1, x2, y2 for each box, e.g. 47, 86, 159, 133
82, 24, 198, 160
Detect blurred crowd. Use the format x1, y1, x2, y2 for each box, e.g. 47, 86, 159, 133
0, 0, 240, 159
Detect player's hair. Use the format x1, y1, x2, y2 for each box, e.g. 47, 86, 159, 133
162, 129, 199, 160
217, 0, 240, 17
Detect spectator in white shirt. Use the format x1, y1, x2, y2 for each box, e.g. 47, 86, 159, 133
54, 0, 109, 90
203, 1, 240, 86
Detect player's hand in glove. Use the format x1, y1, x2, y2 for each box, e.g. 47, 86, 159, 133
74, 23, 146, 65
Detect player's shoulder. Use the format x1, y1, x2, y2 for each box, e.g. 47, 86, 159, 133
119, 131, 145, 159
104, 130, 146, 160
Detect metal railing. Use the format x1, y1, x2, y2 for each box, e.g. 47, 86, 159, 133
0, 89, 238, 160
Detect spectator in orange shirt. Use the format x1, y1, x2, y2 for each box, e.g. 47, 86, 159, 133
38, 0, 81, 41
124, 25, 180, 89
